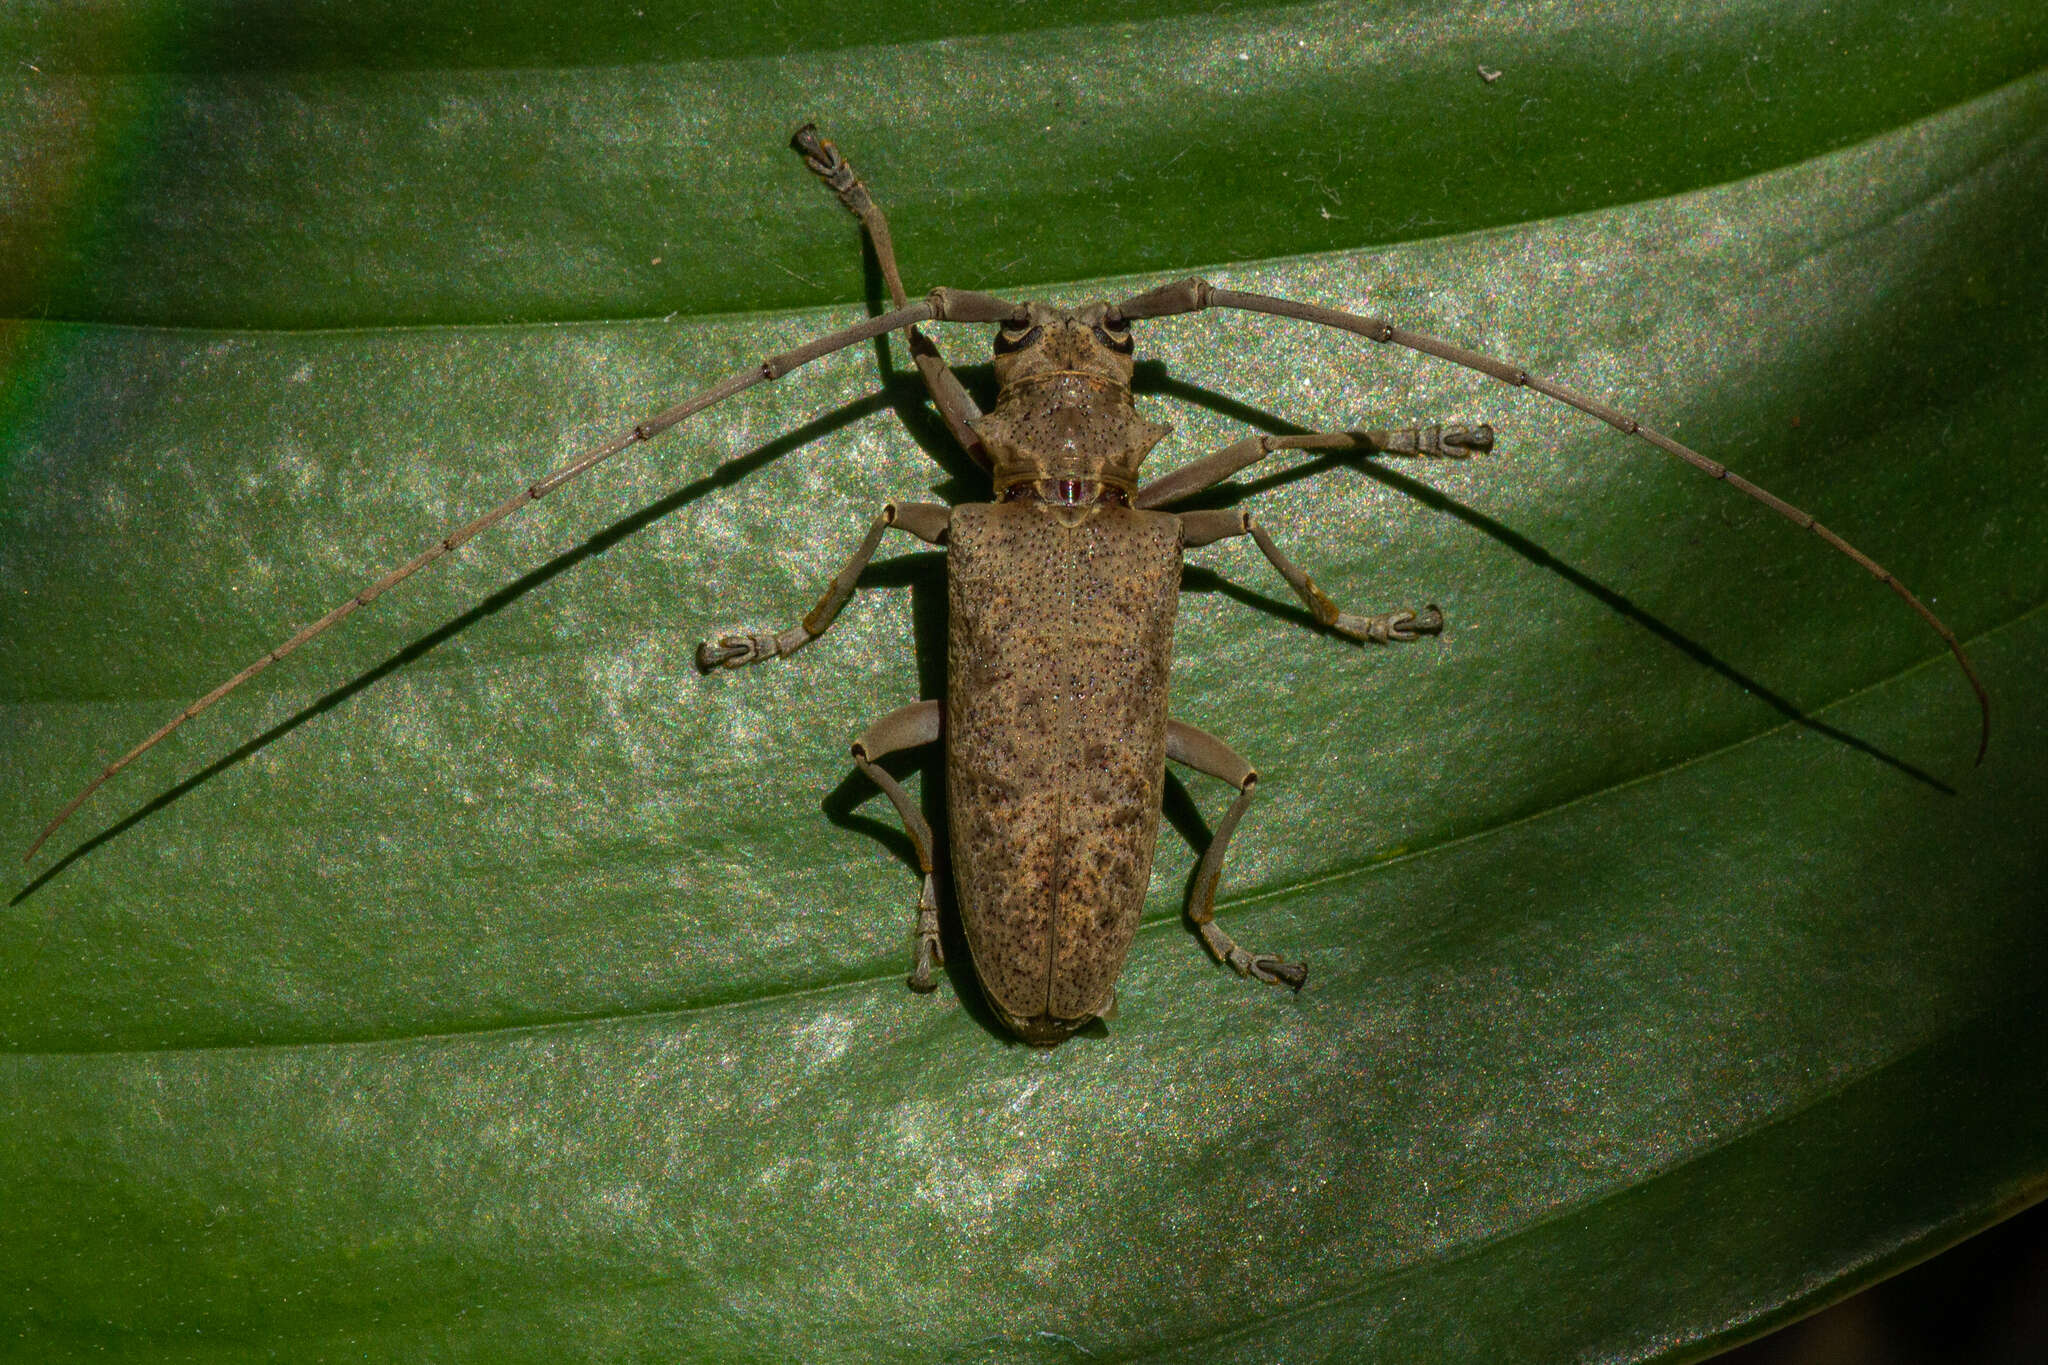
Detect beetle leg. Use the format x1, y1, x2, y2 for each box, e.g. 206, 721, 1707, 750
1165, 719, 1306, 991
696, 501, 949, 671
851, 699, 946, 993
1180, 509, 1444, 645
790, 124, 991, 470
1135, 424, 1493, 510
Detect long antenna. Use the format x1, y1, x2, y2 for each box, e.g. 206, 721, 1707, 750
1113, 277, 1991, 763
24, 290, 1020, 865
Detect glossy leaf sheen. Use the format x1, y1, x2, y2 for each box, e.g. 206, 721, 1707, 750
2, 3, 2045, 1361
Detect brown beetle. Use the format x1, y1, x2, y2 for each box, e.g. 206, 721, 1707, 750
28, 126, 1988, 1047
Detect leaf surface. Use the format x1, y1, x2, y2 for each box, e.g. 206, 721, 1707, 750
2, 3, 2045, 1361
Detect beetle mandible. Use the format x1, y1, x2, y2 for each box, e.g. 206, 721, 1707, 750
27, 125, 1989, 1047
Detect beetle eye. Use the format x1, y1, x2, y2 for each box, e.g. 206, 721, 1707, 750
1093, 320, 1135, 355
993, 324, 1042, 355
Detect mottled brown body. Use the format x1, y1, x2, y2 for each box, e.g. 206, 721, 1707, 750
946, 502, 1182, 1044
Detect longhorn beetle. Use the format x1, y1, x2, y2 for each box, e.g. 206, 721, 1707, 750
26, 126, 1989, 1046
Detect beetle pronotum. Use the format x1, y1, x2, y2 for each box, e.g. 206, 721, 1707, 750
25, 126, 1988, 1046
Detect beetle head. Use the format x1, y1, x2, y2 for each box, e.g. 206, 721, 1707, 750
976, 301, 1170, 495
988, 300, 1136, 391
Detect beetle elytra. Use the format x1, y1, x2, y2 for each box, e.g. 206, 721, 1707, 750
27, 126, 1989, 1047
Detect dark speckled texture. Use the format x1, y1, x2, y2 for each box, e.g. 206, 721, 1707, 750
946, 502, 1182, 1042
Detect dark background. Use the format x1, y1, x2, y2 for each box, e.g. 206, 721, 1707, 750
1719, 1199, 2048, 1364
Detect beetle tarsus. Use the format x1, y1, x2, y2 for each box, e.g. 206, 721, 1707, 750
907, 873, 944, 993
695, 633, 779, 672
1258, 957, 1309, 991
907, 937, 943, 993
1444, 422, 1495, 454
1335, 604, 1444, 643
1228, 946, 1308, 991
1361, 421, 1497, 458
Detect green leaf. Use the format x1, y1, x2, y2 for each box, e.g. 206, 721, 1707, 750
3, 3, 2045, 1361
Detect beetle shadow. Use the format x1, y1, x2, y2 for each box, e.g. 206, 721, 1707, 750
853, 234, 995, 504
1158, 770, 1232, 966
813, 549, 1025, 1045
1136, 367, 1955, 796
23, 238, 1019, 896
814, 550, 946, 887
14, 387, 918, 901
